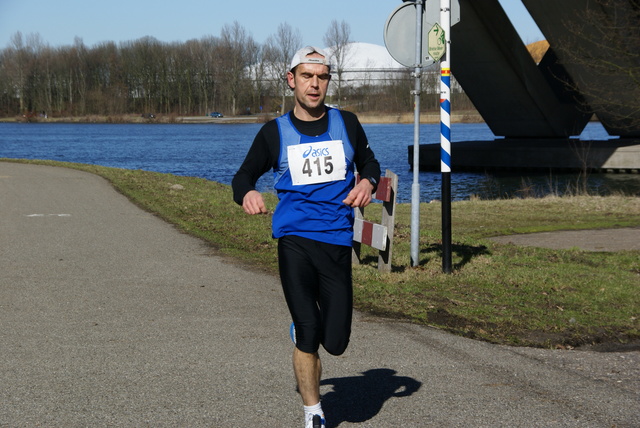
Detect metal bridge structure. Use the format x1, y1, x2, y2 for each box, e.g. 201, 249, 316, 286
416, 0, 640, 173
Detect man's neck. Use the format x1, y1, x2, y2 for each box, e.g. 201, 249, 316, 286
293, 105, 326, 122
289, 109, 329, 137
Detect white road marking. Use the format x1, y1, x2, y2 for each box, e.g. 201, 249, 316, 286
25, 214, 72, 217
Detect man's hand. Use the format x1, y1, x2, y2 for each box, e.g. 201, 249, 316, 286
242, 190, 268, 215
343, 179, 374, 208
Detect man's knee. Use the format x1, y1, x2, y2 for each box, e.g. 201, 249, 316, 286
323, 337, 349, 356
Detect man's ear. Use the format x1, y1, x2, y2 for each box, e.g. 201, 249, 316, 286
286, 71, 295, 90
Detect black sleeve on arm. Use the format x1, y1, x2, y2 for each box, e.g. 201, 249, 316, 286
342, 111, 381, 192
231, 121, 279, 205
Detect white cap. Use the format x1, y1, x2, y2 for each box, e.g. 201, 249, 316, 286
289, 46, 331, 71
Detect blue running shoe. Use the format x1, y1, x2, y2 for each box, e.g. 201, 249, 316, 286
289, 322, 296, 344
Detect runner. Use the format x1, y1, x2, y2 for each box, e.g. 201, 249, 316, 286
232, 46, 381, 428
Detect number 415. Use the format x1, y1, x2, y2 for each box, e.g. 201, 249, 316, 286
302, 156, 333, 177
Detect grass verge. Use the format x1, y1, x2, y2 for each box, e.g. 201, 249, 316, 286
5, 159, 639, 348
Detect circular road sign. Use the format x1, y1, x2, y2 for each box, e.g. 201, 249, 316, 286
384, 1, 439, 67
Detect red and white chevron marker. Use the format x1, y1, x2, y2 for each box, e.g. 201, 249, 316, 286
352, 170, 398, 273
353, 218, 388, 251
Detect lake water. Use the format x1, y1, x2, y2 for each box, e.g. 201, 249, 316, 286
1, 121, 638, 202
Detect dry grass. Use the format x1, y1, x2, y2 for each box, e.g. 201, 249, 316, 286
526, 40, 550, 63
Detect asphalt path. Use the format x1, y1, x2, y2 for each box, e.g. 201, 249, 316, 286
489, 228, 640, 252
1, 162, 638, 427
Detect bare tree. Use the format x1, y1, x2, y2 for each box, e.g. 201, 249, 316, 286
197, 36, 222, 115
263, 23, 303, 113
70, 37, 89, 115
220, 21, 257, 114
552, 0, 640, 135
6, 32, 31, 113
89, 41, 127, 115
323, 20, 352, 106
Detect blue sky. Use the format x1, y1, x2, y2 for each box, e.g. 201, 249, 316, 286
0, 0, 544, 49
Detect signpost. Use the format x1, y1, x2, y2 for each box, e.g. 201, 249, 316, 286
384, 0, 458, 270
384, 0, 426, 267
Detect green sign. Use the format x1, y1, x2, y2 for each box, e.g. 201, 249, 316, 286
427, 22, 446, 62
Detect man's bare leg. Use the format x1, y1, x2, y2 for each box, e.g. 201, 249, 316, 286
293, 348, 322, 405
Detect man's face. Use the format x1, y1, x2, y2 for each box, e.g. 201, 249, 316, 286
287, 54, 331, 116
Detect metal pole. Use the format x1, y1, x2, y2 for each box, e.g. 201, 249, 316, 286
410, 0, 424, 267
440, 0, 452, 273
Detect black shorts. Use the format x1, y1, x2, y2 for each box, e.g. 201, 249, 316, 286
278, 235, 353, 355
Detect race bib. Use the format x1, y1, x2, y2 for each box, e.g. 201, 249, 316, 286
288, 140, 347, 186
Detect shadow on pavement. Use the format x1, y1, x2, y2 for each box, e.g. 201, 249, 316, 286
320, 368, 422, 427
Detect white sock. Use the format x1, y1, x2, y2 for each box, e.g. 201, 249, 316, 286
304, 402, 323, 417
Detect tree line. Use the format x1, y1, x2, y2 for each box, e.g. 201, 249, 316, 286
0, 21, 473, 119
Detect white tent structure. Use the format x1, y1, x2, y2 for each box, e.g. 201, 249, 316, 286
324, 42, 407, 90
